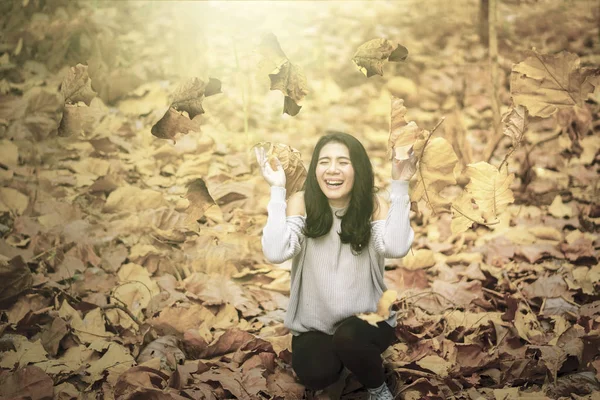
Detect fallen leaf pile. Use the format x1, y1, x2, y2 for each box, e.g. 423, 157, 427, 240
0, 1, 599, 399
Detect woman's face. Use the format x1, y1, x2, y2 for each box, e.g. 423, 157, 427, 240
315, 141, 355, 207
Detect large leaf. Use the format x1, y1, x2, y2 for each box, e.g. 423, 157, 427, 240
410, 136, 458, 214
268, 62, 308, 116
511, 51, 599, 118
60, 64, 97, 105
184, 178, 216, 224
151, 107, 201, 141
0, 256, 32, 305
260, 33, 308, 116
171, 77, 222, 119
388, 97, 420, 160
352, 38, 408, 77
465, 161, 514, 222
451, 162, 514, 234
451, 192, 484, 234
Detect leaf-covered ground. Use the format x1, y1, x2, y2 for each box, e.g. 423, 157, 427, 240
0, 1, 599, 399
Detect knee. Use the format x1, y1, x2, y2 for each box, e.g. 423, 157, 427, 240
292, 357, 341, 390
332, 319, 363, 352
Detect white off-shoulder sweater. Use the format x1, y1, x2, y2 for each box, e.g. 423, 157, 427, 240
261, 180, 414, 336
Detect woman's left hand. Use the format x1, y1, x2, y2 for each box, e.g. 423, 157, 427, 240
392, 147, 418, 181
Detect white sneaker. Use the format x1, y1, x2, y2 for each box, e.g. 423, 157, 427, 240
367, 382, 394, 400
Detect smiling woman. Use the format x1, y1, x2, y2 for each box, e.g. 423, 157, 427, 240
255, 131, 417, 399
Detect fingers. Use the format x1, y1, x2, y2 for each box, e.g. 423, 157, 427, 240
254, 147, 261, 166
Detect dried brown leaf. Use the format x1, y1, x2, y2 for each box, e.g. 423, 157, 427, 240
0, 256, 33, 306
184, 272, 261, 317
201, 328, 256, 359
502, 105, 529, 148
60, 63, 97, 105
151, 107, 201, 141
388, 97, 420, 161
269, 62, 308, 116
411, 136, 458, 214
171, 77, 221, 120
137, 336, 185, 370
40, 317, 68, 356
352, 38, 408, 77
0, 365, 53, 400
255, 141, 307, 198
184, 178, 215, 223
511, 51, 600, 118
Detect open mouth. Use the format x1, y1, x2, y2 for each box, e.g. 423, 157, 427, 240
325, 180, 344, 188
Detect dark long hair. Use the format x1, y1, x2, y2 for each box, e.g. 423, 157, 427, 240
303, 131, 378, 254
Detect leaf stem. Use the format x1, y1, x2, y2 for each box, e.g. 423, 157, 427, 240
417, 117, 446, 215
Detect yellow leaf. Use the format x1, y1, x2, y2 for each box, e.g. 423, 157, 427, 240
0, 140, 19, 168
415, 355, 452, 378
511, 51, 598, 118
356, 290, 397, 326
84, 343, 135, 385
451, 192, 483, 234
493, 388, 519, 400
0, 337, 47, 369
0, 187, 29, 215
528, 226, 562, 241
388, 97, 420, 161
114, 263, 160, 319
401, 249, 436, 270
465, 161, 515, 222
548, 195, 573, 218
502, 105, 528, 148
411, 136, 458, 214
514, 306, 543, 343
103, 186, 167, 213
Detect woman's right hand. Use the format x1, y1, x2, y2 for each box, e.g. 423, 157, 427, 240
255, 147, 286, 188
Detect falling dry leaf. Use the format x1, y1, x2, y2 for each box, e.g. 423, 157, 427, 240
260, 33, 308, 116
352, 38, 408, 77
464, 161, 515, 222
60, 63, 97, 105
411, 136, 458, 214
502, 105, 529, 148
511, 51, 599, 118
184, 178, 216, 223
151, 107, 202, 141
388, 97, 420, 160
171, 77, 221, 119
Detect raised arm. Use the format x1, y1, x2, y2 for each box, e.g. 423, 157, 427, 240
372, 147, 417, 258
255, 146, 305, 264
372, 180, 414, 258
262, 189, 305, 263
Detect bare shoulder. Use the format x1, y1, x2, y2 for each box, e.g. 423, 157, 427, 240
372, 193, 389, 221
287, 190, 306, 217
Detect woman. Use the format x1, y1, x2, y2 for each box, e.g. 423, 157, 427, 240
255, 132, 417, 400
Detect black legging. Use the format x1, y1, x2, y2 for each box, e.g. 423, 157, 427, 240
291, 316, 396, 390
